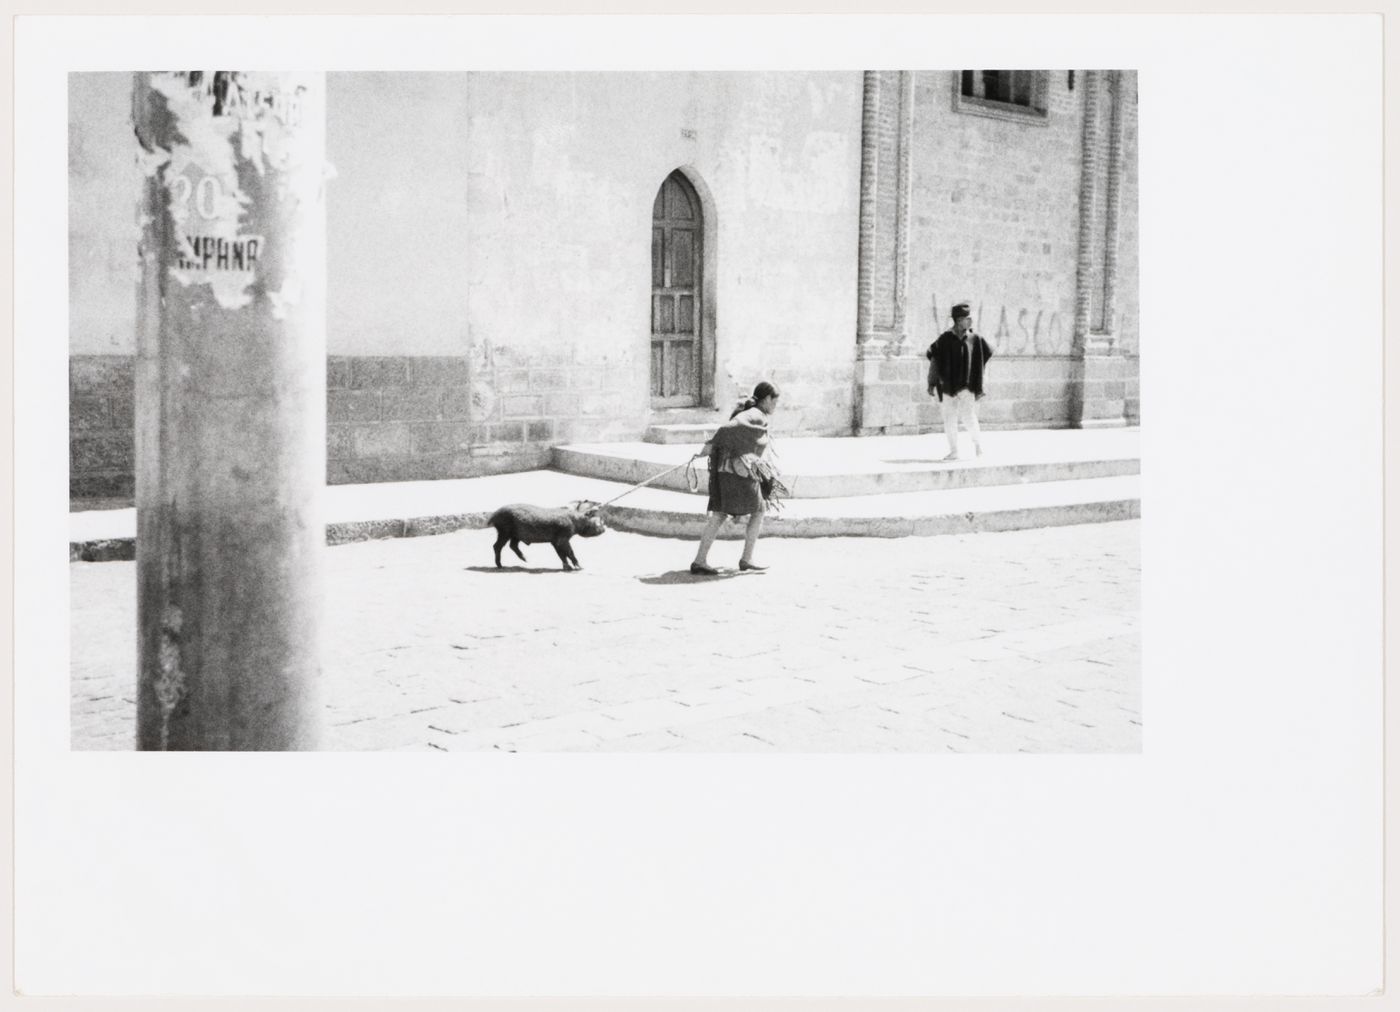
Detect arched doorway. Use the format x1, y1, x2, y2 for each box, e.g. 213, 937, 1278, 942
650, 170, 705, 408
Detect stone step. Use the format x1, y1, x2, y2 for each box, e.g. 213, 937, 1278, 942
649, 406, 725, 422
603, 474, 1141, 539
643, 423, 717, 444
554, 441, 1139, 498
70, 431, 1141, 560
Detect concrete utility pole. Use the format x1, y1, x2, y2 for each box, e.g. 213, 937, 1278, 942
132, 72, 328, 750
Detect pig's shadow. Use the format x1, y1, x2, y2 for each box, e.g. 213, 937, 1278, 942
462, 565, 580, 575
638, 570, 746, 585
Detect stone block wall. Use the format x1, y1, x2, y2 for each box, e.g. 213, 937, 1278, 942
69, 356, 136, 500
985, 356, 1140, 429
327, 355, 485, 485
1070, 355, 1133, 428
848, 352, 1146, 435
1124, 356, 1140, 424
857, 354, 1091, 435
471, 341, 650, 447
853, 356, 924, 434
73, 349, 1137, 499
977, 357, 1078, 428
71, 348, 653, 500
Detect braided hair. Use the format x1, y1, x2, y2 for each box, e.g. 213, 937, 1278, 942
730, 380, 779, 419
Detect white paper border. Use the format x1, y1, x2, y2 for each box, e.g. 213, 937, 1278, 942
15, 11, 1384, 999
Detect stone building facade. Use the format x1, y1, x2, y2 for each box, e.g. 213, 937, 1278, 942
68, 70, 1138, 500
853, 69, 1139, 434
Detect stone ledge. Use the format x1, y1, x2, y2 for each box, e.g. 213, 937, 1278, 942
327, 513, 494, 545
69, 355, 135, 397
71, 473, 135, 501
71, 512, 496, 560
70, 538, 136, 563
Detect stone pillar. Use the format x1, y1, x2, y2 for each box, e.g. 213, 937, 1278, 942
1101, 70, 1126, 344
890, 70, 915, 357
1070, 70, 1128, 428
1071, 70, 1102, 356
853, 70, 922, 435
854, 71, 881, 353
133, 72, 328, 750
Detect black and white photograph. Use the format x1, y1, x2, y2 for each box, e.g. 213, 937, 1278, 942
67, 67, 1140, 754
15, 10, 1384, 1002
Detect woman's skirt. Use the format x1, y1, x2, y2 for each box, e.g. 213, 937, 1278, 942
707, 470, 763, 517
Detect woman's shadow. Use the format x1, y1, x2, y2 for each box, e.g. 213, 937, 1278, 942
638, 569, 746, 585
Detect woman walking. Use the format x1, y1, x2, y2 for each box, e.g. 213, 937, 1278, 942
690, 381, 782, 576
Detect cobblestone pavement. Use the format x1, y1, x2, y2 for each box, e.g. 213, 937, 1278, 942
70, 520, 1141, 752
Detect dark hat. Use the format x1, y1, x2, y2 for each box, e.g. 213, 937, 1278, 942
951, 302, 972, 320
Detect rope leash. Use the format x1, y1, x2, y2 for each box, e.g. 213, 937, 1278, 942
591, 444, 791, 516
592, 455, 705, 512
685, 455, 705, 493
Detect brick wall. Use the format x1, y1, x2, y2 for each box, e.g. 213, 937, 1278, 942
905, 70, 1138, 431
910, 70, 1086, 358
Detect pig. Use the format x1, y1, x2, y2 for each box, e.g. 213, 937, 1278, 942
488, 499, 607, 571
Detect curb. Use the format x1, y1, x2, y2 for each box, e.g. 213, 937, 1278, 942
601, 499, 1141, 539
70, 500, 1139, 560
70, 512, 497, 563
70, 539, 138, 563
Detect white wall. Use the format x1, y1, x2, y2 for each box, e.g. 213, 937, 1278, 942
462, 71, 863, 430
69, 71, 865, 432
326, 73, 472, 356
69, 73, 139, 354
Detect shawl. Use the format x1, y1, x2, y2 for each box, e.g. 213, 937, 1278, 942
708, 409, 770, 466
705, 408, 790, 510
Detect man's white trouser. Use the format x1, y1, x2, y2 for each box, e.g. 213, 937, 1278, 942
939, 388, 981, 455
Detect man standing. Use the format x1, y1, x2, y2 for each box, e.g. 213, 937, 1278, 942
927, 301, 994, 461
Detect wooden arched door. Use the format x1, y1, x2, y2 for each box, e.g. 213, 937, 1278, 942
650, 171, 703, 407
